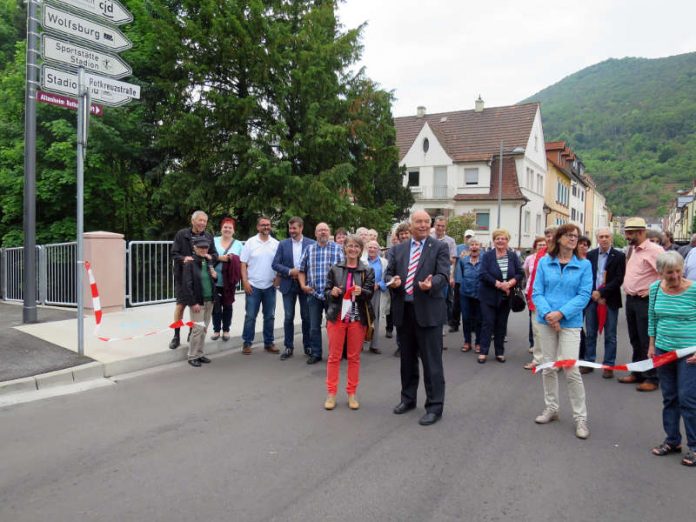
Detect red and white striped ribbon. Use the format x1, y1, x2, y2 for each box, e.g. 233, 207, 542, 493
533, 346, 696, 374
84, 261, 203, 343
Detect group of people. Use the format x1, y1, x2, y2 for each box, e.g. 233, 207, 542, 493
169, 211, 695, 464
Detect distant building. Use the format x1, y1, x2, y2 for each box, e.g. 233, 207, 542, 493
394, 99, 546, 248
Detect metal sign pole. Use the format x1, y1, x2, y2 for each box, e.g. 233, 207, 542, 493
23, 0, 40, 323
76, 67, 87, 356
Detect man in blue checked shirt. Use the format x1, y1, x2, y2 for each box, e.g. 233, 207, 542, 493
299, 222, 344, 364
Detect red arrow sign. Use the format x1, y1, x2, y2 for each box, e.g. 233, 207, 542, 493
36, 90, 104, 116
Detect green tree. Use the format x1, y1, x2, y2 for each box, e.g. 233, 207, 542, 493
446, 213, 477, 244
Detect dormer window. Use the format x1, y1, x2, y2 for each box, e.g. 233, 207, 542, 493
423, 138, 430, 153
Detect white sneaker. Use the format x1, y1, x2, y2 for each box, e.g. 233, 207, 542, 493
535, 408, 559, 424
575, 419, 590, 439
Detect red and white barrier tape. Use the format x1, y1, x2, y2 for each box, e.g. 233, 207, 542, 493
84, 261, 203, 343
533, 346, 696, 374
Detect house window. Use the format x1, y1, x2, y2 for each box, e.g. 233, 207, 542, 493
580, 191, 584, 202
465, 168, 479, 185
536, 213, 542, 234
423, 138, 429, 153
571, 208, 576, 221
537, 174, 543, 194
572, 184, 577, 197
580, 212, 584, 223
408, 170, 420, 187
524, 210, 531, 233
475, 210, 490, 231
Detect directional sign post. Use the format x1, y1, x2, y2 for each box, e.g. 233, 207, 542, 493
42, 65, 140, 106
48, 0, 134, 25
42, 4, 132, 52
42, 34, 132, 78
33, 0, 136, 354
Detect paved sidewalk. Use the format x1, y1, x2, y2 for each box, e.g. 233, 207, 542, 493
8, 292, 301, 380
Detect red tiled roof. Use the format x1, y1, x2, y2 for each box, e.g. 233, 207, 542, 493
453, 157, 526, 201
395, 103, 540, 162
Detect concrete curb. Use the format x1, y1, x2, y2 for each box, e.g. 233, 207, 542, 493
0, 342, 246, 399
0, 362, 106, 397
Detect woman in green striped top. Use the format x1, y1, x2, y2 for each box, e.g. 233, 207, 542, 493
647, 250, 696, 467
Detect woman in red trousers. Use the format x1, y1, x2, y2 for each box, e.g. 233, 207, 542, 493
323, 235, 375, 410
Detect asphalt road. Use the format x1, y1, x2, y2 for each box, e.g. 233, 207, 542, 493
0, 311, 692, 522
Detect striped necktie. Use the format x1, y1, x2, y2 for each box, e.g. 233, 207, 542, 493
405, 241, 421, 295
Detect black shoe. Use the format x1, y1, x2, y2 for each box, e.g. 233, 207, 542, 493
393, 348, 401, 357
393, 402, 416, 415
306, 355, 322, 365
448, 326, 459, 333
169, 337, 180, 350
303, 347, 311, 356
369, 347, 382, 354
385, 330, 393, 339
188, 359, 202, 367
198, 356, 211, 364
280, 349, 293, 361
419, 412, 442, 426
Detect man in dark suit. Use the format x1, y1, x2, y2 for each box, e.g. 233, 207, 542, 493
272, 216, 315, 360
582, 227, 625, 378
386, 210, 451, 426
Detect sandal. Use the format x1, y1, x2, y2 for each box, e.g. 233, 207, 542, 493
496, 356, 506, 363
477, 355, 487, 364
461, 343, 471, 352
682, 449, 696, 467
474, 345, 481, 353
211, 332, 220, 341
651, 442, 682, 456
222, 332, 230, 341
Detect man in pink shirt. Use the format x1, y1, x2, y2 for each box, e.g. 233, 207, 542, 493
619, 217, 663, 391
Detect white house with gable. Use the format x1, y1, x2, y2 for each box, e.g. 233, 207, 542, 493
394, 99, 548, 249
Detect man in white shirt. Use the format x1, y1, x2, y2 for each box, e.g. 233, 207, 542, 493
240, 216, 280, 354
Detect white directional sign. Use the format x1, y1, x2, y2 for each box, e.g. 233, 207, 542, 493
42, 65, 140, 106
42, 4, 132, 52
48, 0, 133, 25
42, 35, 132, 79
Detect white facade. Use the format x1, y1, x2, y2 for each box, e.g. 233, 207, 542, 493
401, 109, 547, 249
592, 191, 610, 233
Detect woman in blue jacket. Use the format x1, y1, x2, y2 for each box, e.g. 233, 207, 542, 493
532, 224, 593, 440
477, 229, 524, 363
457, 237, 483, 352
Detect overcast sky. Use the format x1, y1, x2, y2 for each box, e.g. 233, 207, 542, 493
337, 0, 696, 117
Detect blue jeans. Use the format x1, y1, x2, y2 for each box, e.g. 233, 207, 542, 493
460, 295, 481, 345
282, 285, 310, 351
242, 286, 276, 346
656, 348, 696, 450
584, 301, 618, 365
307, 294, 327, 359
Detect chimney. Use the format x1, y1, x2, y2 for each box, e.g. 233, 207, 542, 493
416, 106, 426, 118
475, 95, 484, 112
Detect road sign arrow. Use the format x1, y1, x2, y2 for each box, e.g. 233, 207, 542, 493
42, 35, 132, 79
42, 4, 132, 52
47, 0, 134, 26
42, 65, 140, 106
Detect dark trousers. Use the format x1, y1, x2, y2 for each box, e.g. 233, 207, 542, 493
449, 283, 461, 328
397, 303, 445, 415
282, 285, 310, 351
625, 295, 658, 383
479, 300, 511, 357
211, 286, 232, 333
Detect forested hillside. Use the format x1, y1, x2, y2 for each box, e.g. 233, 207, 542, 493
523, 51, 696, 216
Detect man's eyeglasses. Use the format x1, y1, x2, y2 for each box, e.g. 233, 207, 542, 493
564, 234, 579, 239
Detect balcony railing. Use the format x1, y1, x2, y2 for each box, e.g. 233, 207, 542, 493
410, 185, 454, 200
